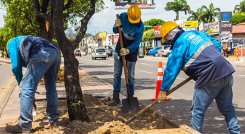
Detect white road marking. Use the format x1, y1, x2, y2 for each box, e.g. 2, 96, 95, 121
139, 70, 153, 74
239, 75, 245, 77
139, 63, 150, 66
177, 77, 185, 80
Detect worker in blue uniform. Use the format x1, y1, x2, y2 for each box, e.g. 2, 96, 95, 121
157, 21, 240, 134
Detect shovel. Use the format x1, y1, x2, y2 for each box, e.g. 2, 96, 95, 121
125, 77, 192, 124
116, 14, 140, 113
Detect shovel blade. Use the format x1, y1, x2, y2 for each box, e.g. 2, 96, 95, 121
121, 97, 140, 113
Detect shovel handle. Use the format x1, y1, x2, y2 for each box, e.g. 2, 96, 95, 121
116, 14, 130, 94
125, 77, 192, 124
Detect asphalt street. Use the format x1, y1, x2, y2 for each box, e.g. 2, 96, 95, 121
78, 55, 245, 134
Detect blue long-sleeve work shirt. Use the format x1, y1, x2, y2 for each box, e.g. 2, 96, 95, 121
7, 36, 27, 84
113, 12, 144, 62
161, 31, 234, 91
7, 36, 60, 85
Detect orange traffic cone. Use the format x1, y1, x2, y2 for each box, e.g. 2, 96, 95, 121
152, 61, 164, 101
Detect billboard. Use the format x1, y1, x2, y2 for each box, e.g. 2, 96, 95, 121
203, 21, 219, 34
184, 21, 198, 28
115, 0, 155, 9
220, 31, 232, 42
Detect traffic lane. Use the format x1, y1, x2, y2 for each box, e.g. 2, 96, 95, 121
0, 63, 12, 88
78, 55, 244, 103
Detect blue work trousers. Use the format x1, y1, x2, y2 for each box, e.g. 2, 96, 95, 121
191, 74, 240, 134
113, 53, 136, 96
19, 48, 61, 130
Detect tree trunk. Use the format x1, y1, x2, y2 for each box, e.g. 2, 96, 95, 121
51, 0, 89, 121
63, 50, 89, 121
176, 11, 179, 20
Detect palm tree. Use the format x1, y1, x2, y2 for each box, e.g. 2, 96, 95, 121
199, 3, 220, 23
187, 8, 202, 22
165, 0, 191, 20
234, 0, 245, 13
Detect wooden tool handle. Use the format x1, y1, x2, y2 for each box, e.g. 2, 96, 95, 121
125, 77, 192, 124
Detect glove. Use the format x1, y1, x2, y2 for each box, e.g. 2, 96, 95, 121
120, 48, 129, 56
114, 18, 122, 27
157, 90, 172, 103
157, 91, 167, 102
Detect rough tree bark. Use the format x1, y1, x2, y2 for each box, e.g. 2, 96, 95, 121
33, 0, 53, 40
51, 0, 95, 121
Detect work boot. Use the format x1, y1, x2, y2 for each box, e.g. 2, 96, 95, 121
5, 124, 32, 133
107, 93, 121, 106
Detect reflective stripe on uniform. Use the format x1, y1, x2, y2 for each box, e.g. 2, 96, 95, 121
183, 42, 213, 71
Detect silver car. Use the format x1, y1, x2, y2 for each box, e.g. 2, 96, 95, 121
91, 47, 107, 60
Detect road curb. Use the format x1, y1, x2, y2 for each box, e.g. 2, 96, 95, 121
0, 76, 17, 117
0, 58, 11, 64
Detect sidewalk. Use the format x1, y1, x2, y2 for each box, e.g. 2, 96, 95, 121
0, 66, 113, 133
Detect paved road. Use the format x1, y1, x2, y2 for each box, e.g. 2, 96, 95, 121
78, 55, 245, 133
0, 63, 12, 88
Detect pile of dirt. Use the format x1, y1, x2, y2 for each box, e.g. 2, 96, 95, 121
90, 121, 136, 134
6, 94, 178, 134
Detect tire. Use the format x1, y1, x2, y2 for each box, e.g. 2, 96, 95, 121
104, 57, 107, 60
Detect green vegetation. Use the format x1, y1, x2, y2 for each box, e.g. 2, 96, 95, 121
234, 0, 245, 14
232, 13, 245, 25
142, 29, 154, 42
165, 0, 190, 20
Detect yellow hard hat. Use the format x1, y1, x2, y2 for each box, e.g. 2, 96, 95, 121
160, 21, 179, 43
127, 5, 141, 24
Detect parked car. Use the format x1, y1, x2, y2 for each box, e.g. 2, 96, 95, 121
91, 47, 107, 60
147, 47, 162, 56
74, 49, 81, 57
159, 47, 172, 57
105, 46, 114, 58
145, 46, 153, 55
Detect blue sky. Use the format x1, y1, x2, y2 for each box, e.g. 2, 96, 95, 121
0, 0, 242, 34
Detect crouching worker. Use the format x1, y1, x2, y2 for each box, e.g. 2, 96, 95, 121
5, 36, 61, 133
157, 21, 240, 133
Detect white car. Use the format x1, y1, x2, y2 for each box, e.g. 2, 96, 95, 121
91, 47, 107, 60
159, 47, 172, 57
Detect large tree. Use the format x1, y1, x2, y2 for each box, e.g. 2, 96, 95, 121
0, 0, 104, 121
199, 3, 220, 23
0, 0, 39, 42
234, 0, 245, 14
165, 0, 190, 20
187, 8, 202, 22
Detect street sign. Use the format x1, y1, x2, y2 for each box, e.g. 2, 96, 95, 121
184, 21, 199, 28
219, 22, 232, 32
219, 12, 232, 21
